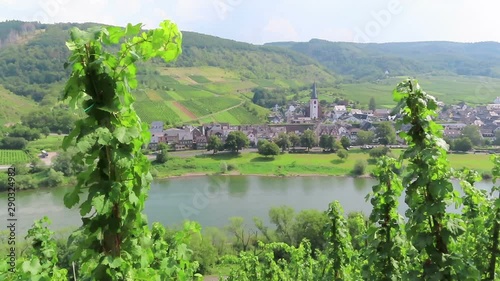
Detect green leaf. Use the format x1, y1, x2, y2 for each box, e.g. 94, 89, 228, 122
64, 188, 80, 208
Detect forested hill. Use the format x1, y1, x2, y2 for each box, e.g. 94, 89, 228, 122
266, 39, 500, 81
0, 21, 335, 126
0, 21, 334, 104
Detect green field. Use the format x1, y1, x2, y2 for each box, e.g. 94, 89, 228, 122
26, 135, 64, 151
153, 149, 495, 178
180, 97, 241, 117
0, 150, 30, 165
0, 85, 38, 126
188, 75, 211, 83
339, 75, 500, 108
134, 101, 183, 124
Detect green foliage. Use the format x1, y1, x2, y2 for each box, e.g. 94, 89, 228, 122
300, 129, 317, 151
224, 131, 249, 152
42, 168, 65, 187
368, 146, 391, 158
453, 137, 473, 152
356, 130, 375, 146
55, 20, 201, 280
375, 121, 396, 145
251, 87, 287, 108
363, 156, 408, 280
336, 149, 348, 160
0, 136, 27, 149
156, 143, 169, 163
462, 125, 483, 146
21, 106, 77, 134
288, 132, 301, 149
257, 140, 280, 157
369, 97, 376, 111
0, 149, 29, 164
394, 78, 477, 280
269, 40, 500, 81
340, 136, 351, 149
207, 135, 224, 154
352, 160, 367, 176
273, 132, 291, 152
7, 124, 41, 141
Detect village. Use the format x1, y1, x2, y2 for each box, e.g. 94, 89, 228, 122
147, 84, 500, 151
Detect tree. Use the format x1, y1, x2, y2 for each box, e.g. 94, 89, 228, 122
369, 97, 376, 111
156, 143, 169, 163
225, 217, 256, 252
273, 132, 291, 152
454, 137, 473, 152
300, 129, 316, 151
0, 136, 27, 149
207, 135, 223, 154
337, 149, 349, 160
375, 122, 396, 145
291, 209, 328, 251
257, 140, 280, 157
288, 132, 301, 150
51, 149, 84, 177
42, 168, 64, 187
319, 135, 332, 152
462, 125, 483, 146
340, 136, 351, 149
269, 206, 296, 245
8, 125, 41, 141
493, 130, 500, 145
224, 131, 250, 152
356, 130, 375, 145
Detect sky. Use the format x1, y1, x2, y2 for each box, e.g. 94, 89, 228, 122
0, 0, 499, 45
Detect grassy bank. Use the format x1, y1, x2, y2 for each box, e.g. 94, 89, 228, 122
152, 149, 495, 178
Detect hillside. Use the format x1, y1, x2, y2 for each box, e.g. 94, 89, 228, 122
0, 21, 336, 127
266, 39, 500, 82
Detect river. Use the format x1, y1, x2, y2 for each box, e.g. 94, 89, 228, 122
0, 175, 494, 236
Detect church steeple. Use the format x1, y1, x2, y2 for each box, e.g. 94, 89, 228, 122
309, 82, 319, 119
311, 82, 318, 99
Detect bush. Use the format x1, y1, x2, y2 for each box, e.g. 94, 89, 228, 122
337, 149, 349, 160
220, 161, 228, 173
0, 137, 28, 149
41, 168, 64, 187
369, 146, 391, 158
352, 160, 367, 176
227, 163, 238, 171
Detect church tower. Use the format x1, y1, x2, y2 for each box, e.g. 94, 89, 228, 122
309, 82, 319, 119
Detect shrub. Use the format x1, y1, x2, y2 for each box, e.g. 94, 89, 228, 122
352, 160, 367, 176
227, 163, 238, 171
369, 146, 391, 158
337, 149, 349, 160
220, 161, 228, 173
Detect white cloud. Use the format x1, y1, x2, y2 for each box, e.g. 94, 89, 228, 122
262, 18, 299, 42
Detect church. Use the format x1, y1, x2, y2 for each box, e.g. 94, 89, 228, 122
309, 82, 319, 119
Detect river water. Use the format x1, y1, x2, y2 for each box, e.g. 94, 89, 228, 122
0, 175, 494, 236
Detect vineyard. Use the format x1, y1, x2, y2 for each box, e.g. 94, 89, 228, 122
180, 97, 241, 117
134, 101, 183, 124
0, 149, 29, 165
228, 106, 263, 124
188, 74, 211, 83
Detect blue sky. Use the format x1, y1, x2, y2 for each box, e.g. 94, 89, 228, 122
0, 0, 499, 44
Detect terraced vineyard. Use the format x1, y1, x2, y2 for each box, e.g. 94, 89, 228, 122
134, 101, 183, 125
179, 97, 241, 117
0, 150, 29, 165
